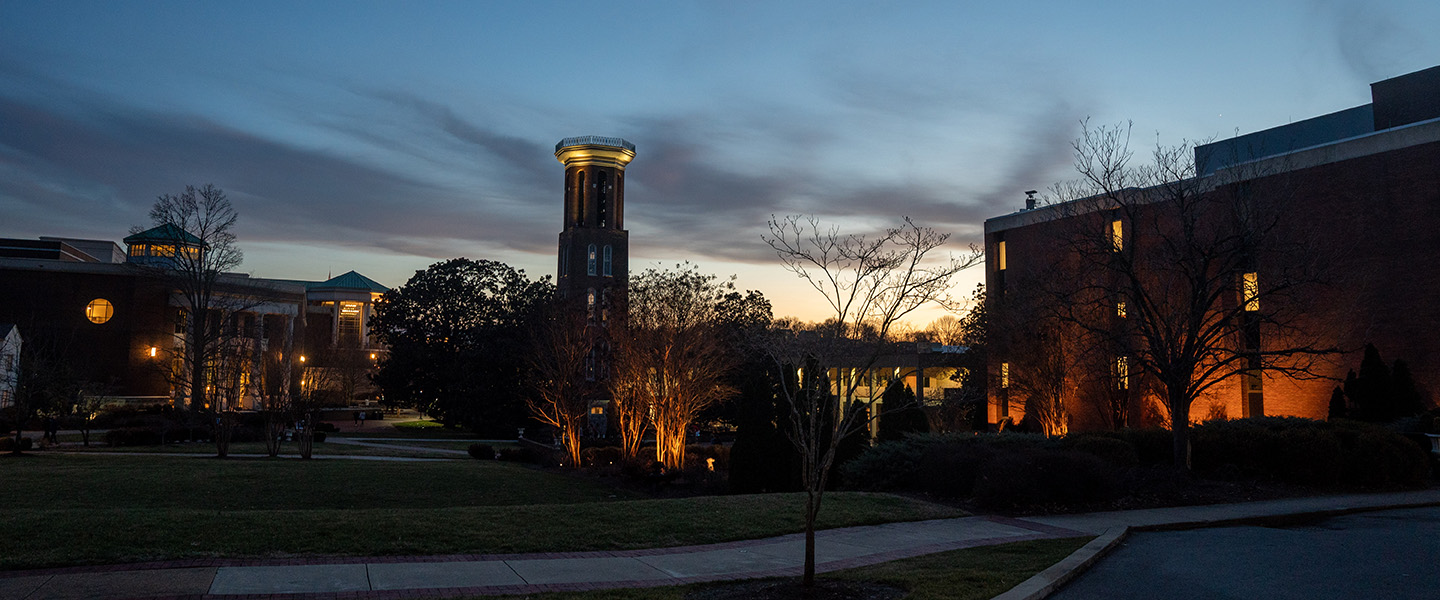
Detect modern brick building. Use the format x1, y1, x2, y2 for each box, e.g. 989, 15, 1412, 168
983, 66, 1440, 431
0, 229, 387, 409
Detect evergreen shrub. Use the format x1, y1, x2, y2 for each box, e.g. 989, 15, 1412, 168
468, 443, 495, 459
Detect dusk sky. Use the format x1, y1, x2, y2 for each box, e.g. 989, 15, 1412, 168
2, 1, 1436, 323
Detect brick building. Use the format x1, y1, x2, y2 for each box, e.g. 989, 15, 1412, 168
0, 230, 387, 409
983, 66, 1440, 431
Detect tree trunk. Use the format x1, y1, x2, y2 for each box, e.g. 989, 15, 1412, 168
264, 410, 284, 457
803, 489, 818, 587
1170, 390, 1191, 470
214, 411, 235, 458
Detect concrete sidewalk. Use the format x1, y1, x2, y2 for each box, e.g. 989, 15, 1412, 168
4, 489, 1437, 600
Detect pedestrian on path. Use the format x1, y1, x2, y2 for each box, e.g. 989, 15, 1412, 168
359, 411, 367, 429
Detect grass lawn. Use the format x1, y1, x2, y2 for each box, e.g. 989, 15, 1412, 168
478, 537, 1092, 600
55, 440, 459, 458
357, 439, 485, 451
0, 455, 963, 570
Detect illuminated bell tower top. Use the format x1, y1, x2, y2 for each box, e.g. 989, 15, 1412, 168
555, 136, 636, 169
555, 136, 633, 299
555, 136, 634, 232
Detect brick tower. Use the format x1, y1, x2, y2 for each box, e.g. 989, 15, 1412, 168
555, 136, 634, 311
555, 136, 634, 434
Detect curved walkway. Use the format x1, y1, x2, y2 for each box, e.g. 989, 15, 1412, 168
3, 490, 1437, 600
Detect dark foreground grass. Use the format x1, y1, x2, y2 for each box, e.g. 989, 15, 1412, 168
480, 537, 1092, 600
0, 455, 963, 570
58, 440, 459, 458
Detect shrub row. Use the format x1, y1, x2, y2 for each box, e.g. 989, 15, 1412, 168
0, 436, 34, 452
842, 417, 1431, 509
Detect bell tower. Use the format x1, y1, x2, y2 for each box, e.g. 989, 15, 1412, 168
555, 136, 634, 308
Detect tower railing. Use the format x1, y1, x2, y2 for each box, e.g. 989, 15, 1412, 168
556, 136, 636, 153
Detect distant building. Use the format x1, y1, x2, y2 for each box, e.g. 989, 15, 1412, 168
0, 227, 388, 409
984, 65, 1440, 430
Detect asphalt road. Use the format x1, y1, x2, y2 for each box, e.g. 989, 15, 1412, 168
1051, 506, 1440, 600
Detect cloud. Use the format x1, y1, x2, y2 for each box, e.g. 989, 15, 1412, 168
1310, 0, 1419, 83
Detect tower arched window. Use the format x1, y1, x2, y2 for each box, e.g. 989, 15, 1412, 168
597, 171, 609, 227
602, 245, 612, 276
561, 244, 570, 276
575, 171, 586, 226
587, 288, 596, 320
587, 244, 597, 275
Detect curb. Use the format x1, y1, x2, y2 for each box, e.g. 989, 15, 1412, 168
992, 498, 1440, 600
1131, 499, 1440, 533
991, 527, 1128, 600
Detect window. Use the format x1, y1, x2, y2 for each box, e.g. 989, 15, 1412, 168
587, 244, 597, 276
1242, 272, 1259, 311
1114, 356, 1130, 390
602, 245, 612, 277
597, 171, 609, 227
1000, 362, 1010, 388
590, 406, 604, 415
1117, 300, 1127, 318
996, 241, 1007, 271
338, 302, 363, 347
1111, 219, 1123, 252
85, 299, 113, 324
575, 171, 586, 224
560, 245, 569, 276
587, 288, 596, 319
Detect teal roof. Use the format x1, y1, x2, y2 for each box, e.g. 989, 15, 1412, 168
123, 224, 205, 246
307, 270, 389, 293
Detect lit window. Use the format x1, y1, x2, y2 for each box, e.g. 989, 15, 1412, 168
587, 288, 596, 319
1000, 362, 1009, 388
602, 245, 612, 277
1115, 356, 1129, 390
587, 244, 597, 276
1111, 219, 1123, 251
85, 299, 114, 324
1242, 272, 1259, 311
996, 241, 1007, 271
1117, 300, 1127, 318
590, 406, 603, 415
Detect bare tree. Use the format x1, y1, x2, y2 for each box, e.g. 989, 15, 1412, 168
609, 264, 738, 470
761, 215, 981, 587
136, 184, 245, 413
526, 299, 595, 467
1043, 121, 1338, 468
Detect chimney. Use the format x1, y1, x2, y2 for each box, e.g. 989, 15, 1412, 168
1024, 190, 1038, 210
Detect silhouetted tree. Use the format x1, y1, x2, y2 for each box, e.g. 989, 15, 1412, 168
1342, 344, 1426, 423
876, 379, 927, 442
1327, 386, 1348, 421
370, 258, 551, 436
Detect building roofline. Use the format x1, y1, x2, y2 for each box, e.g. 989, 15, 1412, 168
984, 115, 1440, 235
